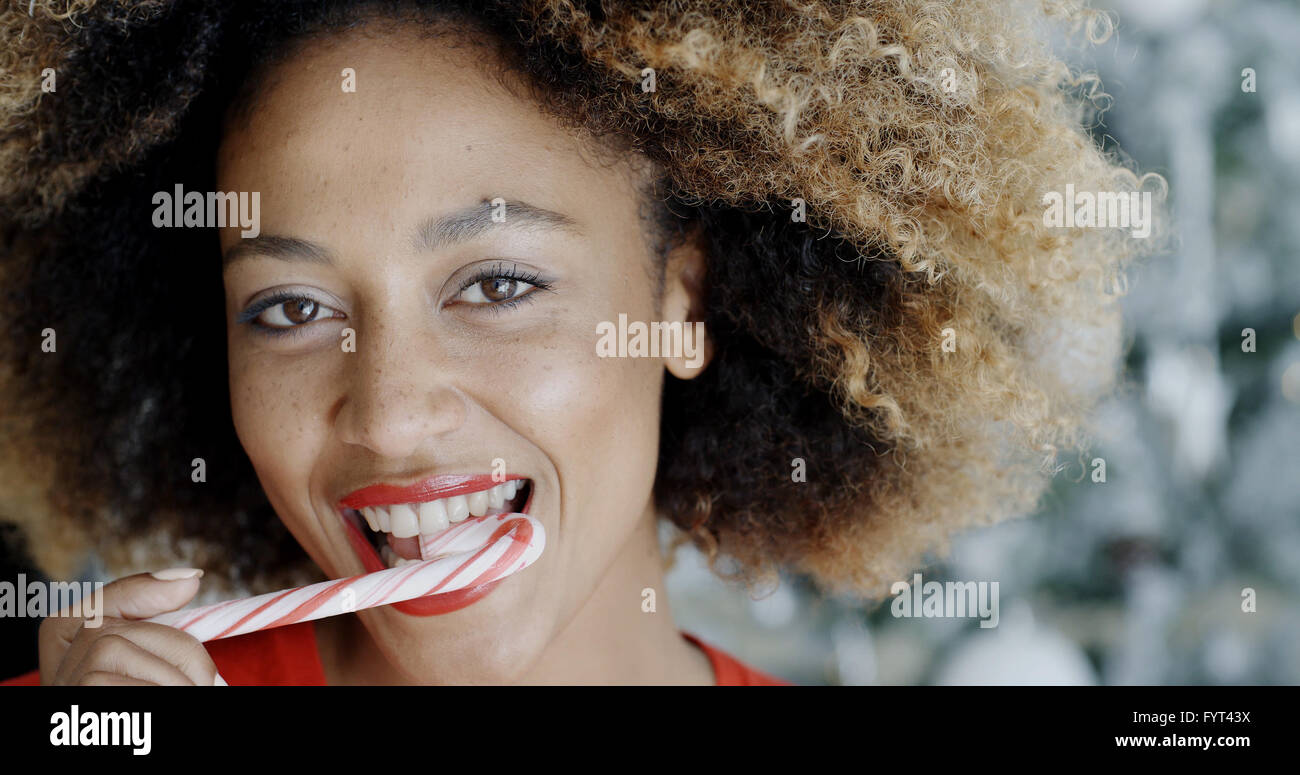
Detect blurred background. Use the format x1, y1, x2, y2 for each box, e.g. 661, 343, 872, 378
668, 0, 1300, 685
3, 0, 1297, 684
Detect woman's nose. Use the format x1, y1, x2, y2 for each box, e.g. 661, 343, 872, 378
333, 323, 467, 460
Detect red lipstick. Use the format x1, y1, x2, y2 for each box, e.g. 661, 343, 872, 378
337, 474, 534, 616
340, 474, 526, 510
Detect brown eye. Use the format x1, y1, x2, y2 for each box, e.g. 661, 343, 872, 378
249, 295, 343, 329
480, 278, 517, 302
283, 299, 318, 324
456, 275, 537, 305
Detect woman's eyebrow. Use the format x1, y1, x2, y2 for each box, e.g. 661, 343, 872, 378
221, 200, 582, 266
223, 235, 330, 266
415, 200, 583, 252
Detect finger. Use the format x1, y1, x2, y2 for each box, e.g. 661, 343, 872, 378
78, 671, 159, 687
57, 620, 217, 687
58, 633, 196, 686
39, 569, 203, 681
99, 621, 218, 686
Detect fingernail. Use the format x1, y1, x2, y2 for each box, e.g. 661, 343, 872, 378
150, 567, 204, 581
213, 672, 228, 686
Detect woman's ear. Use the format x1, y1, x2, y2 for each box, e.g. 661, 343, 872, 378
659, 225, 713, 379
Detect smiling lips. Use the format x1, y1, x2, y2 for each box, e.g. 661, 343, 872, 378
337, 474, 534, 616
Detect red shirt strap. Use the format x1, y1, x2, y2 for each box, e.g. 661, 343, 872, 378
681, 632, 791, 686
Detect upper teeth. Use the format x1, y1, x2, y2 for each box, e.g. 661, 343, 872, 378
358, 480, 520, 538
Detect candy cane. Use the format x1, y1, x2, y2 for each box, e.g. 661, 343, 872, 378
145, 513, 544, 642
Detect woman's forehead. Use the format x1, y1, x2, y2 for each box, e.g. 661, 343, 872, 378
221, 29, 539, 163
217, 24, 652, 221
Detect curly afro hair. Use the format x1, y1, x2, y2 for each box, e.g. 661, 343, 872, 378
0, 0, 1164, 599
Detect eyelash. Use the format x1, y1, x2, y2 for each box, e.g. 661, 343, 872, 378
452, 262, 554, 314
237, 264, 554, 336
236, 291, 334, 338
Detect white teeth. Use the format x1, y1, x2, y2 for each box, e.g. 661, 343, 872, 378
447, 494, 470, 523
389, 504, 419, 538
354, 479, 529, 547
418, 499, 449, 534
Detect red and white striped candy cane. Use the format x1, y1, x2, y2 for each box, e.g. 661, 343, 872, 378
145, 513, 543, 642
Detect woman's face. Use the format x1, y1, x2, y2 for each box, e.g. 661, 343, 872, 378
217, 25, 703, 682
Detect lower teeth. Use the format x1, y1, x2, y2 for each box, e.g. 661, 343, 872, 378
379, 544, 420, 568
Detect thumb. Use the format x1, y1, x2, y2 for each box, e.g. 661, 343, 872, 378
99, 568, 205, 620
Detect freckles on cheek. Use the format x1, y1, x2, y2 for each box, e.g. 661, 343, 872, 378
230, 361, 323, 495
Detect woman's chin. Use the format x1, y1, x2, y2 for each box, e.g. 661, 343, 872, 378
360, 579, 546, 683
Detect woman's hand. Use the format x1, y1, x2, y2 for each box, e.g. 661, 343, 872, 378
39, 568, 225, 686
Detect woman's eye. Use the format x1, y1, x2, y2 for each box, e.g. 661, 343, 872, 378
252, 298, 343, 329
457, 277, 537, 305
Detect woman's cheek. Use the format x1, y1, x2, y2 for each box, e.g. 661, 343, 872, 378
502, 317, 662, 556
228, 350, 330, 508
505, 313, 660, 450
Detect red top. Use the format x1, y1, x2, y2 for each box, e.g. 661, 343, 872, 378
1, 623, 788, 685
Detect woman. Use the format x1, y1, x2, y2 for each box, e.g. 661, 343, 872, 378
0, 0, 1158, 684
